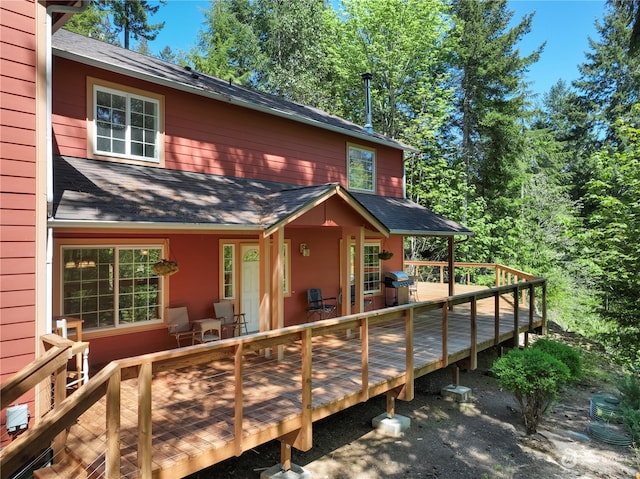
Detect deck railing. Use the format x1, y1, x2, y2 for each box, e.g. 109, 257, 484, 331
0, 263, 546, 479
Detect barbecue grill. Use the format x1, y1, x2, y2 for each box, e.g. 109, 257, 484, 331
383, 271, 414, 306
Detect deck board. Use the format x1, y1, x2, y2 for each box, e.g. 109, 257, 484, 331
63, 283, 543, 478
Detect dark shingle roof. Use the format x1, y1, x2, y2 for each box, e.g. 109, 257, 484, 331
352, 193, 473, 236
52, 156, 472, 237
52, 29, 416, 152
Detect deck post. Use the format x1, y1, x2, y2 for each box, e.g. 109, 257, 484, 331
451, 365, 459, 386
528, 284, 535, 332
234, 343, 244, 456
51, 361, 68, 461
441, 302, 448, 367
106, 369, 121, 479
280, 441, 292, 471
137, 362, 152, 479
470, 297, 477, 370
398, 308, 414, 401
494, 293, 500, 345
542, 282, 548, 334
512, 286, 520, 348
386, 392, 396, 418
360, 316, 369, 402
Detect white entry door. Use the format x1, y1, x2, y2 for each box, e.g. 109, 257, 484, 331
241, 245, 260, 333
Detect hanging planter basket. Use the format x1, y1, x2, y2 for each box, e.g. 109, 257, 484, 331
153, 259, 179, 276
378, 250, 394, 261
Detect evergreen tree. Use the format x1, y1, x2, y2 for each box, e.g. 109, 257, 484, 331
63, 1, 120, 45
574, 2, 640, 146
110, 0, 166, 50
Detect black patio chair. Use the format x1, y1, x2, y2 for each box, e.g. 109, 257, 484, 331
306, 288, 337, 320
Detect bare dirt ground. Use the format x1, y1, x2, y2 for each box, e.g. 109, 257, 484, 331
192, 325, 638, 479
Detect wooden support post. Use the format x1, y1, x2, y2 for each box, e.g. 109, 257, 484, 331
399, 308, 414, 401
441, 302, 448, 367
293, 329, 313, 451
524, 331, 530, 347
529, 284, 535, 332
386, 392, 396, 418
513, 286, 520, 348
234, 343, 244, 456
52, 362, 68, 461
494, 293, 500, 346
137, 362, 152, 479
470, 297, 477, 370
106, 369, 121, 479
542, 283, 548, 334
280, 441, 292, 472
451, 365, 459, 386
448, 237, 455, 302
361, 316, 369, 402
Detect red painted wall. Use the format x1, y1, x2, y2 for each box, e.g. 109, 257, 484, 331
0, 0, 38, 446
51, 57, 406, 197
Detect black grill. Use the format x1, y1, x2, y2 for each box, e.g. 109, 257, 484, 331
383, 271, 413, 288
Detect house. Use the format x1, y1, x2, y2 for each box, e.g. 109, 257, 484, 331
1, 0, 471, 451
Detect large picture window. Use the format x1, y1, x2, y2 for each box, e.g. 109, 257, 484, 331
348, 145, 376, 192
91, 81, 161, 163
61, 245, 163, 331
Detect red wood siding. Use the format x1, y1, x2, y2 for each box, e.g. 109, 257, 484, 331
1, 0, 38, 446
52, 58, 406, 197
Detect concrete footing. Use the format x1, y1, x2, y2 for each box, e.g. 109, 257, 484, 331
371, 413, 411, 437
441, 384, 472, 403
260, 463, 311, 479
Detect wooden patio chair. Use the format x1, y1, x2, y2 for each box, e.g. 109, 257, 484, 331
166, 306, 196, 346
213, 301, 248, 337
306, 288, 337, 320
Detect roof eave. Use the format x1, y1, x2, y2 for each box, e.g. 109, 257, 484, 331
48, 219, 263, 232
53, 48, 417, 153
389, 229, 474, 237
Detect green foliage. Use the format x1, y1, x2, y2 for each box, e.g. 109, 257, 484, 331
532, 339, 583, 381
64, 2, 120, 45
493, 347, 571, 434
617, 373, 640, 443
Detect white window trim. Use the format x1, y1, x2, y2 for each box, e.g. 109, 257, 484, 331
347, 143, 376, 193
87, 77, 165, 167
55, 238, 169, 338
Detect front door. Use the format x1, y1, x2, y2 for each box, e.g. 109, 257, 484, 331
241, 245, 260, 332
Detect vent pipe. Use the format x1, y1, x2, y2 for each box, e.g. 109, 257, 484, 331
361, 72, 373, 133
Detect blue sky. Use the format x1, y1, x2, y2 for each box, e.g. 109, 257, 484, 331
148, 0, 608, 99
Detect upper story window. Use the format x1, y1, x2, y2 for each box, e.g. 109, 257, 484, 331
348, 144, 376, 192
88, 78, 164, 165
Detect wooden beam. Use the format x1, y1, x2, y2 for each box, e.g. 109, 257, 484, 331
513, 286, 520, 348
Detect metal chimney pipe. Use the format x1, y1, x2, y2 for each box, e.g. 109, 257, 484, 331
361, 72, 373, 133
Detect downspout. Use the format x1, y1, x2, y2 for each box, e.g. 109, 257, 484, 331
45, 1, 88, 333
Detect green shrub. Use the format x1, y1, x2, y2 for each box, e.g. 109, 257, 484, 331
617, 373, 640, 443
493, 347, 571, 434
532, 339, 583, 381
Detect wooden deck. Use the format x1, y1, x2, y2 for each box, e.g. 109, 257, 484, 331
55, 282, 544, 479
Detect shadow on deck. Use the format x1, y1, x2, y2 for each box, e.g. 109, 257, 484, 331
1, 278, 546, 479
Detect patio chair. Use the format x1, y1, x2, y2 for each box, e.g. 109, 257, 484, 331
306, 288, 337, 320
193, 318, 222, 344
213, 301, 249, 337
409, 276, 419, 302
166, 306, 196, 346
338, 284, 373, 312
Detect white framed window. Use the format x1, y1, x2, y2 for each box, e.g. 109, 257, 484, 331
60, 244, 164, 331
222, 244, 235, 299
363, 243, 382, 293
349, 241, 382, 294
88, 78, 163, 164
348, 144, 376, 192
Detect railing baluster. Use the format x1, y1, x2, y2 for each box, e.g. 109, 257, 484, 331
512, 286, 520, 348
441, 301, 448, 367
494, 293, 500, 345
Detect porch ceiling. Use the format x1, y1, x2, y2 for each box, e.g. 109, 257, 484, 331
51, 156, 471, 237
